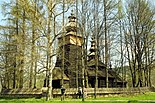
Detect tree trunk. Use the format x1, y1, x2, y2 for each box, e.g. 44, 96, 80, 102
104, 0, 109, 88
46, 0, 53, 100
61, 0, 66, 87
46, 68, 53, 100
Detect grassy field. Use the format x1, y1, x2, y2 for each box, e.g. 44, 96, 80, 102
87, 92, 155, 100
0, 92, 155, 103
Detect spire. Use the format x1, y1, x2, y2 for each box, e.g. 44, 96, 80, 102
65, 10, 77, 33
88, 35, 97, 61
68, 10, 76, 22
90, 36, 96, 52
88, 35, 102, 61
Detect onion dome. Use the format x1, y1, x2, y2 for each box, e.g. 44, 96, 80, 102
65, 11, 81, 37
65, 12, 77, 32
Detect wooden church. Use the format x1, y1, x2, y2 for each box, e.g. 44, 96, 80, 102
49, 12, 126, 88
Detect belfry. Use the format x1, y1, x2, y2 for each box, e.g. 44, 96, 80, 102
52, 12, 83, 88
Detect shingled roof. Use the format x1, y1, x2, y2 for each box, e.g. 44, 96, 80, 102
87, 69, 114, 78
53, 67, 69, 80
87, 59, 106, 67
108, 69, 127, 83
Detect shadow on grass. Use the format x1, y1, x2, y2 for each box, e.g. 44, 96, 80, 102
128, 100, 138, 103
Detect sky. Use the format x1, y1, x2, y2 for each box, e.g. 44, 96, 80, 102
0, 0, 10, 25
0, 0, 154, 26
0, 1, 5, 25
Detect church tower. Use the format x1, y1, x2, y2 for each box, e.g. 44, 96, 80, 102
55, 12, 83, 88
87, 37, 127, 88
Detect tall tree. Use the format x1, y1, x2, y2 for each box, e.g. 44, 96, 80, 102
0, 0, 28, 88
124, 0, 155, 87
29, 0, 38, 88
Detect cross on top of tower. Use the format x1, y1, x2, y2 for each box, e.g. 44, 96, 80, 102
71, 10, 74, 16
68, 10, 76, 22
65, 10, 78, 33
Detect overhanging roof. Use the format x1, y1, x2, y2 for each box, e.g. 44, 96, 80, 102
53, 67, 69, 80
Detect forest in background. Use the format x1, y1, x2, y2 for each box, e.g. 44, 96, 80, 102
0, 0, 155, 100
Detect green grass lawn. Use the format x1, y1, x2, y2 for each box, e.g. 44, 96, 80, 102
0, 92, 155, 103
86, 92, 155, 100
